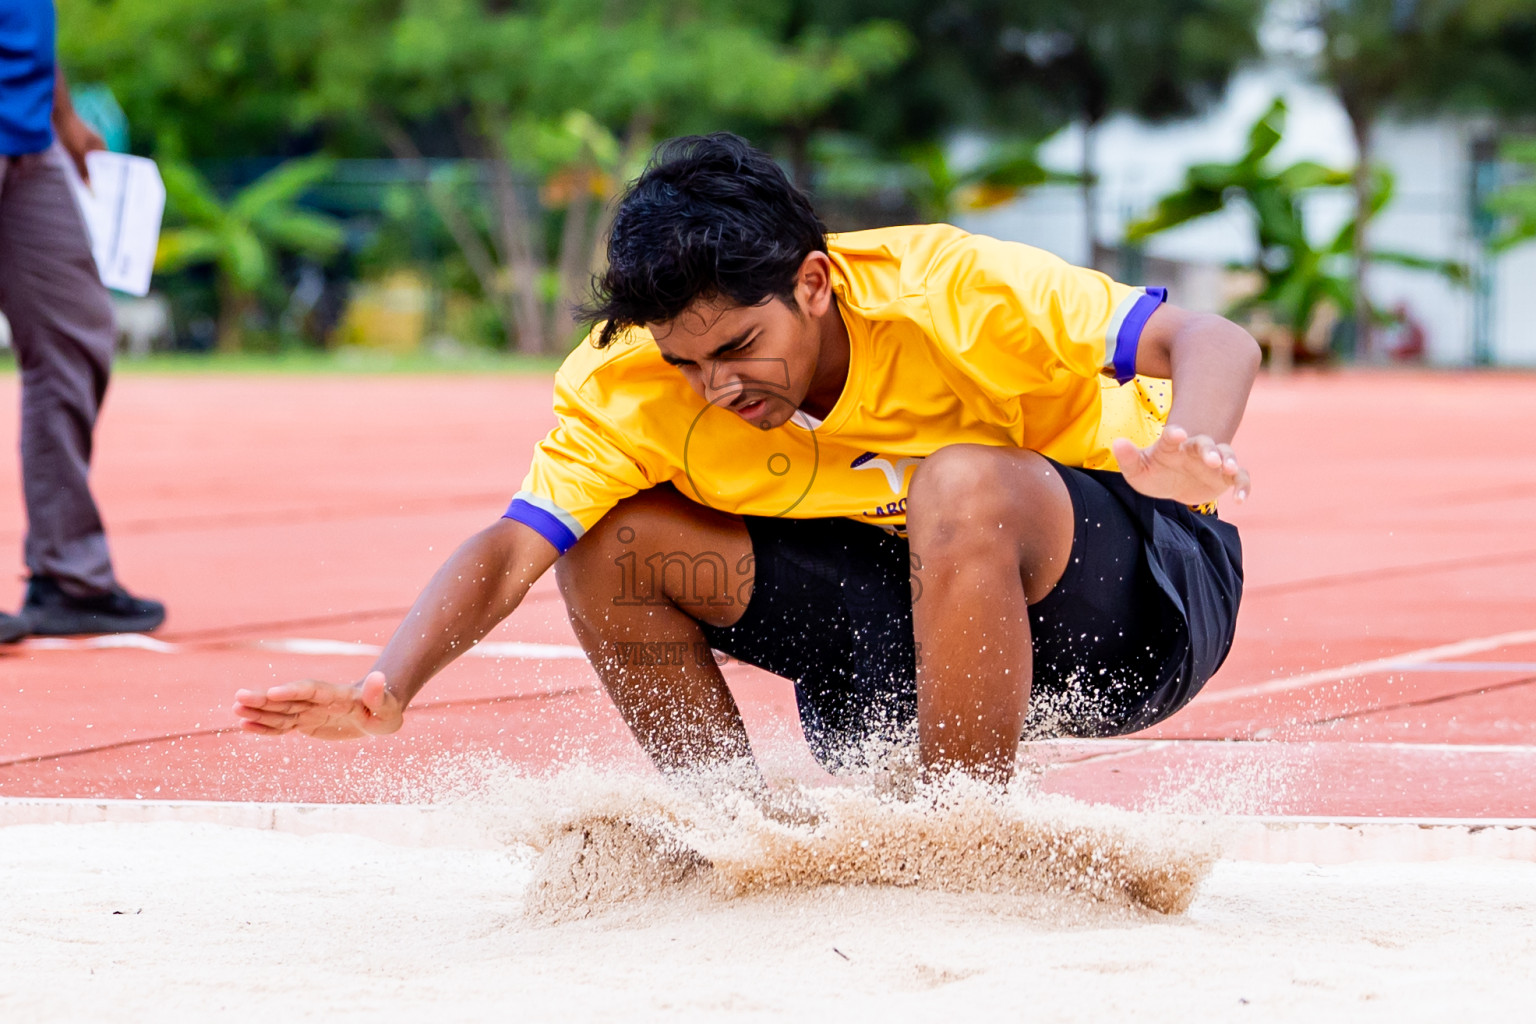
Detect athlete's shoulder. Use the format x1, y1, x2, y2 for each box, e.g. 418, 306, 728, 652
554, 323, 676, 400
826, 224, 961, 320
827, 223, 970, 263
828, 224, 1063, 315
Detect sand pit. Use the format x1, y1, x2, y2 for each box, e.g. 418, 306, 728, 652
3, 775, 1534, 1021
503, 770, 1218, 919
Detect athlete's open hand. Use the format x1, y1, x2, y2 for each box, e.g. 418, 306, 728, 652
1112, 425, 1250, 506
233, 671, 403, 739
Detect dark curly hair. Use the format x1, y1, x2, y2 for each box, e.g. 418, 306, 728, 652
582, 133, 828, 348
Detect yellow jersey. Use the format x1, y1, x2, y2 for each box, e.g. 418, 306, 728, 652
507, 224, 1172, 554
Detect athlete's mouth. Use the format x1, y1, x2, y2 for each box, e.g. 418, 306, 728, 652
728, 393, 773, 421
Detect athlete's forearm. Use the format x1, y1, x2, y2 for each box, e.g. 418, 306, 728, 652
1140, 307, 1261, 443
371, 519, 558, 708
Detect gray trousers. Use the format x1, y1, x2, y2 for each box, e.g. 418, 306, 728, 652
0, 144, 117, 598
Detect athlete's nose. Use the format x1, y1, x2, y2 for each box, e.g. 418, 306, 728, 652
707, 361, 749, 404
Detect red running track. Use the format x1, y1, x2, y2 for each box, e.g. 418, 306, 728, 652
1, 368, 1533, 817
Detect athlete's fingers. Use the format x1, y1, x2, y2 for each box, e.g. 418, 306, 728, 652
1234, 467, 1252, 502
234, 708, 304, 730
1158, 424, 1189, 453
1110, 437, 1146, 474
257, 681, 320, 704
231, 701, 320, 723
359, 671, 388, 716
263, 680, 353, 706
238, 719, 286, 735
1213, 444, 1240, 481
233, 698, 312, 716
1183, 433, 1223, 469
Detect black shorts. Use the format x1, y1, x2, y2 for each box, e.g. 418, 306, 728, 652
699, 462, 1243, 764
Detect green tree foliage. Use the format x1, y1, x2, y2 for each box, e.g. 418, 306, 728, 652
1129, 99, 1463, 357
814, 134, 1074, 224
60, 0, 907, 353
313, 0, 908, 353
993, 0, 1265, 265
1489, 137, 1536, 252
796, 0, 1263, 265
56, 0, 348, 159
60, 0, 1273, 349
1295, 0, 1536, 351
156, 157, 345, 351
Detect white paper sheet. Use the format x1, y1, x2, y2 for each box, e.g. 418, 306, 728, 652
67, 151, 166, 297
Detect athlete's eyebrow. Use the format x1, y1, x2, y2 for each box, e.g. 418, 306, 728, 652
657, 329, 754, 367
707, 330, 754, 359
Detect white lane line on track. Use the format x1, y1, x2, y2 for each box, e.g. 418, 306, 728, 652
25, 634, 179, 653
1384, 661, 1536, 672
470, 640, 588, 660
252, 638, 379, 656
252, 638, 589, 660
1198, 628, 1536, 705
1029, 737, 1536, 760
24, 632, 1536, 687
21, 634, 589, 660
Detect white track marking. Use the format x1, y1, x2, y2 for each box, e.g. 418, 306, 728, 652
1198, 628, 1536, 705
255, 637, 589, 660
25, 634, 588, 660
23, 631, 1536, 687
253, 638, 378, 656
25, 634, 178, 653
1383, 661, 1536, 673
1032, 738, 1536, 756
467, 640, 587, 660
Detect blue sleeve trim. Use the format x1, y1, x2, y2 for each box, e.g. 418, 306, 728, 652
503, 498, 579, 555
1112, 286, 1168, 385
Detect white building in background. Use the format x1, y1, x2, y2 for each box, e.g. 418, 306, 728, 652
958, 60, 1536, 367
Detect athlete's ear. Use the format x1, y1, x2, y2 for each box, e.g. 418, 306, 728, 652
795, 251, 835, 319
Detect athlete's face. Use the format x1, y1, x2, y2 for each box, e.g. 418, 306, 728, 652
649, 253, 839, 431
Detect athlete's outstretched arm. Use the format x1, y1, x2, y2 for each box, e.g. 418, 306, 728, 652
232, 519, 559, 739
1112, 304, 1262, 507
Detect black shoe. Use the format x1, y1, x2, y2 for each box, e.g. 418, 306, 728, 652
0, 611, 26, 644
22, 576, 167, 636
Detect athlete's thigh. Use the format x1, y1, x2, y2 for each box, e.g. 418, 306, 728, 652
558, 483, 755, 630
905, 443, 1076, 603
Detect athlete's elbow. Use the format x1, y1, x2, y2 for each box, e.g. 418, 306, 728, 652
1200, 314, 1261, 376
1230, 322, 1262, 377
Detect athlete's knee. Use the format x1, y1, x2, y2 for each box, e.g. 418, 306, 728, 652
906, 444, 1055, 551
556, 489, 674, 608
557, 486, 744, 620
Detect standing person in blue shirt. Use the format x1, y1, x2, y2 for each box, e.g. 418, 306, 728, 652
0, 0, 164, 642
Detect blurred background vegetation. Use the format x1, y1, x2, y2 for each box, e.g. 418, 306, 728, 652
38, 0, 1536, 365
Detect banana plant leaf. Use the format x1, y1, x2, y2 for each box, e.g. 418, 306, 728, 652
231, 157, 337, 223
1129, 96, 1465, 344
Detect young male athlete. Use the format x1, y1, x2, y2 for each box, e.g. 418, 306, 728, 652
234, 134, 1256, 784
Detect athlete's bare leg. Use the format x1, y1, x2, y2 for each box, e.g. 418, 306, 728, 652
557, 485, 756, 773
904, 445, 1076, 783
563, 449, 1075, 784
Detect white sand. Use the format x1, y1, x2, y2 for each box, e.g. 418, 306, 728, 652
3, 798, 1535, 1020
